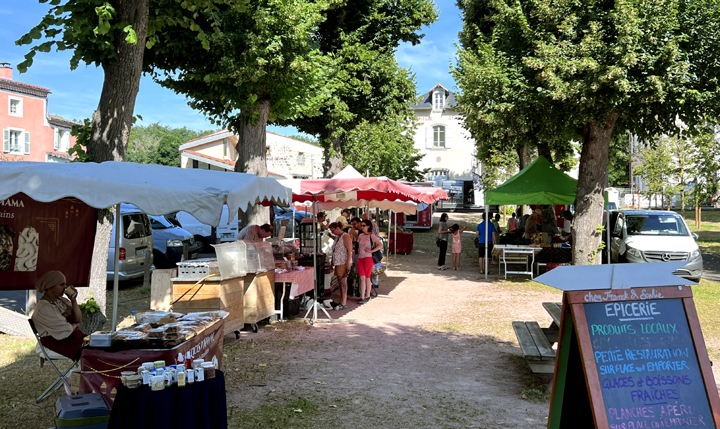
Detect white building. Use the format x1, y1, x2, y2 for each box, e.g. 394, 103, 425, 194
179, 129, 323, 179
411, 83, 482, 205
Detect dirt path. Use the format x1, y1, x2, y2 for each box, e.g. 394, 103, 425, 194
224, 213, 559, 428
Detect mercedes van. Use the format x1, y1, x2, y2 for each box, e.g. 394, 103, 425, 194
107, 204, 153, 281
609, 209, 703, 281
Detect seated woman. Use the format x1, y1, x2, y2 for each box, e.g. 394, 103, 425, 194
31, 271, 85, 360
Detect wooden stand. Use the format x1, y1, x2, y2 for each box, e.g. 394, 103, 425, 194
242, 271, 275, 333
171, 276, 244, 337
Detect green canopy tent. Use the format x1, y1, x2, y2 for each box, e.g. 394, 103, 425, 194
480, 157, 609, 279
485, 156, 577, 206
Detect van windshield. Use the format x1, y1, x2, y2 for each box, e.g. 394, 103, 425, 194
149, 215, 173, 230
123, 214, 151, 239
626, 215, 689, 236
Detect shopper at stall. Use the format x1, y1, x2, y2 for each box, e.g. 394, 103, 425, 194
357, 219, 383, 304
317, 212, 329, 232
329, 222, 352, 309
492, 213, 503, 234
237, 223, 274, 242
561, 210, 573, 241
31, 271, 85, 360
336, 209, 351, 230
476, 213, 497, 274
524, 209, 541, 244
450, 224, 466, 270
362, 212, 382, 289
437, 213, 450, 270
361, 212, 380, 237
508, 212, 518, 232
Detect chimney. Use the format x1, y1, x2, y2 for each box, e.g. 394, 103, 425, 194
0, 63, 12, 80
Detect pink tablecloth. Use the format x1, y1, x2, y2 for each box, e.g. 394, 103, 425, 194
274, 267, 315, 296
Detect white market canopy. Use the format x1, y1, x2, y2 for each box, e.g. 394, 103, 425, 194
0, 161, 292, 226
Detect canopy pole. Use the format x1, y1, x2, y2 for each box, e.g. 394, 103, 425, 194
111, 203, 121, 331
301, 194, 333, 324
606, 206, 611, 265
292, 206, 296, 241
394, 211, 397, 257
485, 205, 489, 281
387, 211, 392, 266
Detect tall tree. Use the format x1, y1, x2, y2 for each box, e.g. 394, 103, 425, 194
149, 0, 331, 225
17, 0, 227, 312
454, 0, 720, 265
280, 0, 438, 176
18, 0, 226, 161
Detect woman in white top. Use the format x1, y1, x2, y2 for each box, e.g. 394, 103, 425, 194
31, 271, 84, 359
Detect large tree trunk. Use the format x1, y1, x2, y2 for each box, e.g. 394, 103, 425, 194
572, 113, 619, 265
234, 99, 271, 227
87, 0, 149, 162
82, 0, 149, 318
536, 149, 558, 234
516, 143, 532, 170
321, 129, 343, 178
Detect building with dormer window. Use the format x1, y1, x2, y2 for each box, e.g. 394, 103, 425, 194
0, 63, 80, 163
412, 83, 482, 207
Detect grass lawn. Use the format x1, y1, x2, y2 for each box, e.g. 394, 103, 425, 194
676, 209, 720, 254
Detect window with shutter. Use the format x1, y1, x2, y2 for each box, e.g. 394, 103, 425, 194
2, 129, 8, 152
433, 126, 445, 148
24, 132, 30, 154
54, 128, 59, 150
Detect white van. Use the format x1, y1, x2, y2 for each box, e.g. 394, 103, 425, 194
107, 204, 153, 281
174, 206, 240, 248
609, 209, 703, 281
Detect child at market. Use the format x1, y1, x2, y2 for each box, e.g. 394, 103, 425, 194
449, 224, 466, 270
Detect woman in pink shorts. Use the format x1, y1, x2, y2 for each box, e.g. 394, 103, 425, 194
356, 219, 384, 304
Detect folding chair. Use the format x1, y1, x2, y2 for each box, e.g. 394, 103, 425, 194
28, 319, 79, 403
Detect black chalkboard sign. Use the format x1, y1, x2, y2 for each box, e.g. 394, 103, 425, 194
548, 286, 720, 428
586, 298, 713, 427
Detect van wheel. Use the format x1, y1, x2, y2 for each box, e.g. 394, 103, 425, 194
194, 235, 209, 253
153, 250, 168, 269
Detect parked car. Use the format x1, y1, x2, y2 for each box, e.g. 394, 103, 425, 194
609, 209, 703, 281
273, 205, 310, 236
107, 204, 153, 281
148, 214, 202, 268
172, 206, 240, 251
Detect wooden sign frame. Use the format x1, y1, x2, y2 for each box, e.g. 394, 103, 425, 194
548, 285, 720, 428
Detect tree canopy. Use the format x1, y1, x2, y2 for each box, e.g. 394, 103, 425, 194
342, 115, 427, 181
127, 123, 215, 166
454, 0, 720, 264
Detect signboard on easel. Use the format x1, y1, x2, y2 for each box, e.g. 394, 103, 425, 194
536, 264, 720, 428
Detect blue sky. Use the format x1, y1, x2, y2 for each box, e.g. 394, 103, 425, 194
1, 1, 461, 135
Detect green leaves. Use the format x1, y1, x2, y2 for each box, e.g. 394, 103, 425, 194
123, 25, 137, 44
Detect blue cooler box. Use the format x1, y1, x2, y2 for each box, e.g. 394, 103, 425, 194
55, 393, 110, 429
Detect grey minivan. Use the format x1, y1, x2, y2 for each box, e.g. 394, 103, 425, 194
107, 204, 153, 281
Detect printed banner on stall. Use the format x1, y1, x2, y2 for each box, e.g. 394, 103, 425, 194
0, 193, 97, 290
80, 319, 225, 405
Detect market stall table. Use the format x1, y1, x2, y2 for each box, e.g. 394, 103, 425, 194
80, 318, 224, 405
171, 275, 243, 336
242, 271, 275, 332
491, 245, 543, 279
388, 232, 413, 254
108, 370, 227, 429
274, 267, 315, 321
